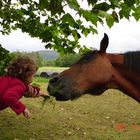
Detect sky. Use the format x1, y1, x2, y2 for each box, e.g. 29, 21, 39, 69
80, 18, 140, 53
0, 0, 140, 53
0, 18, 140, 53
0, 30, 46, 52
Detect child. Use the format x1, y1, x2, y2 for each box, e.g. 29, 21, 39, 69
0, 56, 49, 118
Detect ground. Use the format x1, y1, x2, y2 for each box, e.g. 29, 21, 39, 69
0, 87, 140, 140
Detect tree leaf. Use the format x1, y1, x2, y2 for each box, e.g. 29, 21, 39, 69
39, 0, 48, 10
67, 0, 80, 11
93, 2, 110, 12
61, 13, 75, 27
79, 9, 98, 26
87, 0, 97, 6
98, 11, 114, 28
106, 14, 114, 28
112, 11, 119, 22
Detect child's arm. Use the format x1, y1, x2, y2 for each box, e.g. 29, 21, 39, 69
25, 85, 50, 98
3, 85, 26, 115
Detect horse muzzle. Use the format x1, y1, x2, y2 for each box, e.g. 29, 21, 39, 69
48, 75, 84, 101
47, 76, 72, 101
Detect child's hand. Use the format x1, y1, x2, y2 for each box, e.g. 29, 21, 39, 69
25, 85, 40, 97
25, 85, 50, 99
22, 108, 31, 119
38, 90, 50, 97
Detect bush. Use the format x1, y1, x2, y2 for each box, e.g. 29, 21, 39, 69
0, 45, 15, 75
40, 72, 49, 78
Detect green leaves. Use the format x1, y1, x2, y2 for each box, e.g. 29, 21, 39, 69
98, 11, 114, 28
61, 13, 76, 27
0, 0, 140, 54
132, 5, 140, 21
39, 0, 48, 10
39, 0, 64, 15
79, 9, 98, 26
0, 44, 14, 75
93, 2, 110, 12
87, 0, 97, 6
125, 0, 135, 7
135, 0, 140, 5
66, 0, 80, 11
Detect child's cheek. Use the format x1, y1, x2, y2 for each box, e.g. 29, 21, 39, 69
27, 75, 34, 84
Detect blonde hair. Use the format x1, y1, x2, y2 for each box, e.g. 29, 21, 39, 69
7, 56, 37, 84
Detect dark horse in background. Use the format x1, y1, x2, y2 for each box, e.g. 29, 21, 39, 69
48, 33, 140, 103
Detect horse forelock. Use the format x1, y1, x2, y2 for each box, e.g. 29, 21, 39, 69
75, 50, 98, 65
124, 51, 140, 73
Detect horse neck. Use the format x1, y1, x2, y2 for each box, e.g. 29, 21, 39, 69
106, 53, 131, 80
106, 53, 140, 103
106, 53, 124, 66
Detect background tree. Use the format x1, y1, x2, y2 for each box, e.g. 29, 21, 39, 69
0, 0, 140, 54
13, 51, 45, 67
0, 44, 15, 75
55, 53, 80, 67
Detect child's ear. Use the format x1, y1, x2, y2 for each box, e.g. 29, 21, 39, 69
26, 71, 35, 78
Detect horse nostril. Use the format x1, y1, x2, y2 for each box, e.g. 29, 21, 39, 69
49, 76, 59, 84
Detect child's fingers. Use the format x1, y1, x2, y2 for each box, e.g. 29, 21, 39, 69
27, 85, 40, 97
40, 93, 50, 98
28, 86, 33, 93
27, 86, 34, 96
23, 108, 31, 119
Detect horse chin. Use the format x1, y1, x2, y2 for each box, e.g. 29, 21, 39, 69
71, 91, 84, 100
53, 89, 84, 101
54, 88, 103, 101
86, 86, 106, 96
55, 95, 71, 101
50, 89, 71, 101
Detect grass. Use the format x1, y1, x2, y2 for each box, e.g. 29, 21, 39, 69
1, 77, 140, 140
37, 66, 68, 73
32, 77, 50, 91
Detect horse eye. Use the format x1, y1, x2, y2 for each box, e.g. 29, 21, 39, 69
83, 55, 92, 61
86, 55, 91, 59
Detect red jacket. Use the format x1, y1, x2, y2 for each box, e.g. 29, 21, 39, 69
0, 75, 28, 115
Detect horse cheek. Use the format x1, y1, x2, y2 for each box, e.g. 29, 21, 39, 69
90, 59, 112, 84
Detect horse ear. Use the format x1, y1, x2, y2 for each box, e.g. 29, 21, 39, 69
99, 33, 109, 53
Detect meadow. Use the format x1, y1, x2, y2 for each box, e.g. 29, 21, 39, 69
1, 68, 140, 140
36, 66, 68, 74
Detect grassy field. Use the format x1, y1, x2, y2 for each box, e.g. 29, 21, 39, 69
1, 77, 140, 140
37, 66, 68, 74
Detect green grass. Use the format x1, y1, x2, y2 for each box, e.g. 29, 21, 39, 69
37, 66, 68, 73
32, 77, 50, 91
1, 77, 140, 140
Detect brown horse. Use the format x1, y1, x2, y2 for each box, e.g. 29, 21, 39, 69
48, 33, 140, 103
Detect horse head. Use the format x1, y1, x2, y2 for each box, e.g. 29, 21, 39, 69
48, 33, 140, 103
48, 33, 115, 100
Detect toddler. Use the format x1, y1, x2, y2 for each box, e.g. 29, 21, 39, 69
0, 56, 49, 118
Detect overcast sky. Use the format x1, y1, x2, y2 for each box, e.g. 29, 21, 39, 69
0, 17, 140, 53
80, 18, 140, 53
1, 0, 140, 53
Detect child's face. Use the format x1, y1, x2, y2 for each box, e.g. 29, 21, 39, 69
27, 72, 35, 84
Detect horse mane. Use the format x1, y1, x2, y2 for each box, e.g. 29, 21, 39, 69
124, 51, 140, 73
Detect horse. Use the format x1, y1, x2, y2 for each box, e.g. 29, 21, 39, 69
48, 33, 140, 103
